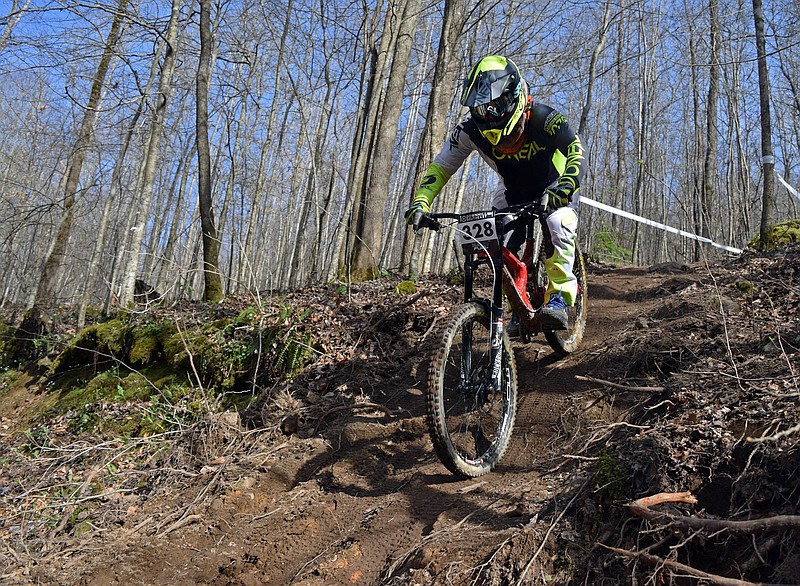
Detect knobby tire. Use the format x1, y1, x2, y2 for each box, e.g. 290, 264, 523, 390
426, 302, 518, 478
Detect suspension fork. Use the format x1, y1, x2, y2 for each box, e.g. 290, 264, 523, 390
460, 251, 504, 392
489, 247, 505, 391
461, 253, 477, 383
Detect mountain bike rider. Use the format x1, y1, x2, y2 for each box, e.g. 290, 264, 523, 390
405, 55, 586, 331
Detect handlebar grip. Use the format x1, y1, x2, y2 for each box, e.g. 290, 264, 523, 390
412, 211, 425, 232
413, 212, 441, 232
521, 204, 548, 220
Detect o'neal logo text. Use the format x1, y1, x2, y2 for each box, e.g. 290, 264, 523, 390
492, 141, 545, 161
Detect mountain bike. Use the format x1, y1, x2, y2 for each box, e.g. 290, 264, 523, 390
412, 204, 588, 477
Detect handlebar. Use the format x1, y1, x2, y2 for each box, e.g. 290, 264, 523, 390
412, 211, 443, 232
413, 203, 547, 232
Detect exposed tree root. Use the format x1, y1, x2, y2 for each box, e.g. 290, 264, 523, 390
575, 374, 665, 392
599, 492, 800, 585
599, 543, 792, 586
629, 491, 800, 534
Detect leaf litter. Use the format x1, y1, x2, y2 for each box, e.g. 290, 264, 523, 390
0, 244, 798, 584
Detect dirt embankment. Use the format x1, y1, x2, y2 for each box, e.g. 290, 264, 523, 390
1, 245, 799, 585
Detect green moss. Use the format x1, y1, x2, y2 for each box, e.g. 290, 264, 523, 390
447, 268, 463, 286
206, 318, 232, 333
341, 266, 381, 282
51, 318, 132, 374
394, 280, 417, 295
93, 319, 132, 355
73, 519, 94, 537
129, 334, 159, 364
16, 300, 321, 438
162, 329, 190, 365
593, 449, 630, 502
83, 371, 126, 401
771, 220, 800, 244
59, 376, 113, 411
733, 279, 755, 295
747, 219, 800, 248
129, 322, 175, 365
0, 322, 18, 365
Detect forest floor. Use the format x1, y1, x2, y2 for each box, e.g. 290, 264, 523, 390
1, 245, 799, 585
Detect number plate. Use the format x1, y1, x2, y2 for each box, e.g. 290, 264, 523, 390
456, 212, 499, 253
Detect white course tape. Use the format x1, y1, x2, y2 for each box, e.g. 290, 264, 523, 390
580, 196, 743, 254
776, 173, 800, 202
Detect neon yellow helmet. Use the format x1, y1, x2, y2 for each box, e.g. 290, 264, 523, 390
460, 55, 526, 145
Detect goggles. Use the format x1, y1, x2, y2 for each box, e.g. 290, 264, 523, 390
471, 92, 516, 125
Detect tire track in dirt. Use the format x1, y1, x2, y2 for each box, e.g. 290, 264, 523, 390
58, 264, 684, 586
501, 266, 665, 473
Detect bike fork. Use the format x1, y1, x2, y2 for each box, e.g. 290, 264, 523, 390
489, 304, 504, 392
460, 253, 504, 393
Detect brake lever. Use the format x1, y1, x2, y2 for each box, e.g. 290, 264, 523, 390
413, 212, 441, 232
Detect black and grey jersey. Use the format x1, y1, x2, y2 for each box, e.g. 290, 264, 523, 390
432, 103, 583, 206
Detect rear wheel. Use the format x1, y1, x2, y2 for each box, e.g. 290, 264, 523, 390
426, 302, 518, 478
543, 246, 588, 355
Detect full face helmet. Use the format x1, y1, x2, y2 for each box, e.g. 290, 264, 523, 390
460, 55, 526, 145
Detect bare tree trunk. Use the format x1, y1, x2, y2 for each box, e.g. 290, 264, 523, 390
197, 0, 223, 302
338, 0, 396, 281
753, 0, 775, 250
154, 141, 195, 297
401, 0, 464, 278
351, 0, 421, 280
700, 0, 720, 247
119, 0, 181, 307
578, 0, 610, 136
0, 0, 32, 54
326, 1, 383, 282
141, 89, 192, 282
613, 0, 627, 233
27, 0, 128, 319
304, 0, 340, 285
724, 59, 749, 245
289, 88, 334, 288
686, 0, 704, 261
630, 2, 660, 265
77, 75, 153, 328
380, 27, 434, 269
275, 121, 310, 290
238, 0, 294, 291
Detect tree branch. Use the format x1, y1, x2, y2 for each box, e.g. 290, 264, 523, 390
629, 491, 800, 534
575, 375, 665, 392
599, 543, 788, 586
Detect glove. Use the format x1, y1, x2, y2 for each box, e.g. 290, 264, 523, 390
545, 184, 572, 209
404, 200, 430, 225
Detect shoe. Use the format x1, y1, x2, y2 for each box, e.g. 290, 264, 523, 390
540, 293, 569, 330
506, 313, 520, 337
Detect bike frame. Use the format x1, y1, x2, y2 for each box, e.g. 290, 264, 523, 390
442, 208, 543, 390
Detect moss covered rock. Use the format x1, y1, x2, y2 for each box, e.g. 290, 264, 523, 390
747, 219, 800, 248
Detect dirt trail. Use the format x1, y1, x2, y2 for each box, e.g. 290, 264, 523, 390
11, 250, 798, 586
17, 265, 672, 586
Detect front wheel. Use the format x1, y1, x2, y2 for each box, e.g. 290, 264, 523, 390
544, 247, 588, 355
426, 302, 518, 478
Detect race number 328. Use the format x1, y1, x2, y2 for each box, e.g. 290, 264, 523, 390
458, 218, 497, 243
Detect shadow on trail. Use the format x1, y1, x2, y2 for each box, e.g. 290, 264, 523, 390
282, 408, 531, 582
